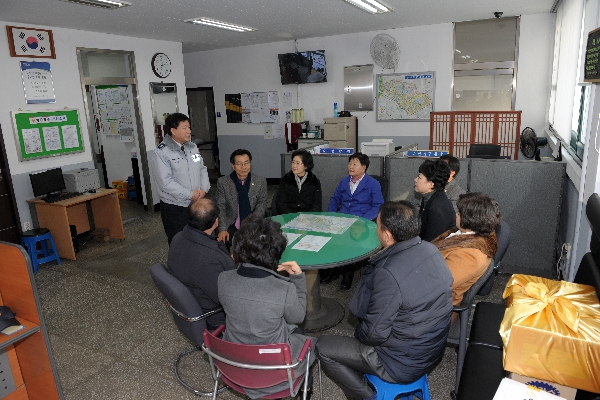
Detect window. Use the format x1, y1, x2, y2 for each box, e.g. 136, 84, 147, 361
548, 0, 588, 160
453, 17, 519, 111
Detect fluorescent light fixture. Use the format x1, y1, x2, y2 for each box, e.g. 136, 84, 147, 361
184, 18, 256, 32
58, 0, 131, 9
343, 0, 392, 14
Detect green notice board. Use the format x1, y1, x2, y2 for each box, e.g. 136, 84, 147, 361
12, 109, 84, 161
585, 27, 600, 82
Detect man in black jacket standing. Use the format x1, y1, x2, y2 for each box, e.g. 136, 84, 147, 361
168, 198, 235, 329
316, 201, 453, 400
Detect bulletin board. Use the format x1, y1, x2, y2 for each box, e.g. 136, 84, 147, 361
11, 109, 84, 161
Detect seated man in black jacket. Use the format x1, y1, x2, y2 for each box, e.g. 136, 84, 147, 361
316, 201, 453, 400
168, 198, 235, 329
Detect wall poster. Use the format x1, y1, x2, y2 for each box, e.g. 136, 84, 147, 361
375, 72, 435, 122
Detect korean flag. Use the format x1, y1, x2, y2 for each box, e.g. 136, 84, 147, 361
10, 27, 53, 58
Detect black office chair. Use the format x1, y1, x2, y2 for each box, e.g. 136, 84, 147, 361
150, 263, 228, 397
447, 259, 495, 396
468, 144, 502, 157
477, 220, 511, 296
370, 174, 389, 202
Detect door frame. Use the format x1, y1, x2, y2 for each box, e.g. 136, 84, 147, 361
187, 87, 220, 174
76, 48, 154, 210
0, 123, 22, 241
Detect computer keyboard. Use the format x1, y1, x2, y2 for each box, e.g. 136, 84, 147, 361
43, 192, 83, 203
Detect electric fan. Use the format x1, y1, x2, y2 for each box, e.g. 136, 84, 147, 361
370, 34, 400, 70
520, 127, 548, 160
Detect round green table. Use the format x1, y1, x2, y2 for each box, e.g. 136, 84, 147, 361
272, 212, 380, 332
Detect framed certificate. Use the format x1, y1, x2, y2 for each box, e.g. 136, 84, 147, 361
6, 26, 56, 59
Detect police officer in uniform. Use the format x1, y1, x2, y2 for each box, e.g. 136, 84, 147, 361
152, 113, 210, 245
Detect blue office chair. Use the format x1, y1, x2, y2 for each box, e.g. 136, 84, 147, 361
365, 373, 430, 400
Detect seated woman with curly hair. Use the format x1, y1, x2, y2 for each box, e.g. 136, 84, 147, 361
431, 192, 501, 320
217, 214, 316, 399
414, 159, 456, 241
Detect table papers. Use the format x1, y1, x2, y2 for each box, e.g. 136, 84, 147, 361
283, 232, 302, 246
292, 235, 331, 252
282, 214, 358, 235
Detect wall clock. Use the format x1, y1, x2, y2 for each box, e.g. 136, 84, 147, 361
151, 53, 171, 78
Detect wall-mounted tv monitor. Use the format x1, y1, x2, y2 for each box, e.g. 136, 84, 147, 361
30, 168, 65, 197
278, 50, 327, 85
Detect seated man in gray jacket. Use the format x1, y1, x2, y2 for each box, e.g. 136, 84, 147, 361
316, 201, 453, 400
168, 198, 235, 329
216, 149, 268, 246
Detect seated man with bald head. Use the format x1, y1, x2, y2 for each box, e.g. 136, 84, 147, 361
168, 198, 236, 329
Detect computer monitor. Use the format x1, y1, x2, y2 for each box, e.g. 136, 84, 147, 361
29, 168, 66, 197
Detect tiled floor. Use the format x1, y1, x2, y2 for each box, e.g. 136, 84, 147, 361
33, 193, 509, 399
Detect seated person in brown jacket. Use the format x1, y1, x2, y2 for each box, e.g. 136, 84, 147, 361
431, 192, 500, 321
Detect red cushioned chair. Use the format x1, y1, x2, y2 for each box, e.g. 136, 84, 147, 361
202, 325, 322, 400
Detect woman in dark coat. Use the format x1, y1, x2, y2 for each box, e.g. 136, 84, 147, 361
274, 149, 322, 215
414, 159, 456, 241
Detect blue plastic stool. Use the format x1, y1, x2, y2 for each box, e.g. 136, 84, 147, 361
365, 374, 430, 400
21, 228, 61, 272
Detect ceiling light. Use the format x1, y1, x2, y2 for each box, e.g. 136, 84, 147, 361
58, 0, 131, 9
185, 18, 256, 32
343, 0, 392, 14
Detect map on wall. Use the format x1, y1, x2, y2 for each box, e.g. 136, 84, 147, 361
376, 72, 435, 121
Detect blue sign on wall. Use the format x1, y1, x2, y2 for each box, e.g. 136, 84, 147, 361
406, 150, 449, 157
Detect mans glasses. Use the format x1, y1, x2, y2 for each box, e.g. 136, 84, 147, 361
234, 161, 251, 167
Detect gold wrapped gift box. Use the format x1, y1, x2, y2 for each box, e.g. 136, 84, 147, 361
500, 274, 600, 394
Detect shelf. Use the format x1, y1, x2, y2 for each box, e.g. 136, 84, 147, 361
0, 318, 40, 350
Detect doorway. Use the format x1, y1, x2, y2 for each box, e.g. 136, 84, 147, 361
77, 49, 152, 220
0, 124, 21, 243
187, 87, 220, 179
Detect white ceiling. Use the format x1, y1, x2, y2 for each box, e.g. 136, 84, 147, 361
2, 0, 556, 53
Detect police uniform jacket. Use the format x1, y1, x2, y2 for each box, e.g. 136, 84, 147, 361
152, 134, 210, 207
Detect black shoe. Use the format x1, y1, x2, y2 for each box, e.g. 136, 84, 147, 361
340, 275, 353, 290
300, 385, 313, 400
320, 270, 339, 284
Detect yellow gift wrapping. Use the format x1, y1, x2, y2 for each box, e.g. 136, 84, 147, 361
500, 274, 600, 393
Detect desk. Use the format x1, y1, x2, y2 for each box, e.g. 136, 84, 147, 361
27, 188, 125, 260
272, 212, 380, 332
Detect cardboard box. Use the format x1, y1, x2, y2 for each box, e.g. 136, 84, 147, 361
501, 274, 600, 393
494, 378, 566, 400
116, 189, 127, 199
112, 180, 126, 190
510, 373, 577, 400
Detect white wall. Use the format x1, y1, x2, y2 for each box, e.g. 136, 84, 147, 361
184, 17, 554, 178
515, 13, 556, 135
0, 21, 187, 228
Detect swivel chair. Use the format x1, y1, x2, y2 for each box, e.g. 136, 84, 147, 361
477, 220, 511, 296
468, 144, 502, 157
447, 259, 495, 396
150, 263, 228, 397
